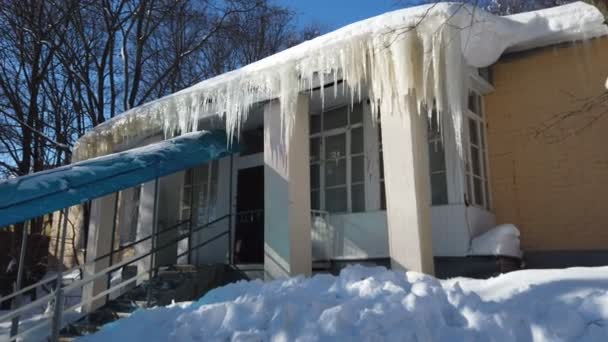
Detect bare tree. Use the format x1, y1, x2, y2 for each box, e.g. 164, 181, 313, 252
0, 0, 75, 176
0, 0, 317, 181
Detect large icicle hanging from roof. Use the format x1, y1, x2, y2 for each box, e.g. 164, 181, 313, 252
73, 10, 465, 161
73, 2, 608, 161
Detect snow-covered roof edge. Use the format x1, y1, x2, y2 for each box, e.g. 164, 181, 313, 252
73, 2, 607, 160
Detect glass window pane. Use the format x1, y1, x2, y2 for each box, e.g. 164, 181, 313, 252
480, 123, 486, 149
380, 181, 386, 210
310, 137, 321, 162
310, 114, 321, 134
325, 159, 346, 187
428, 141, 445, 172
471, 146, 481, 176
323, 106, 348, 130
351, 127, 363, 155
351, 155, 364, 183
430, 173, 448, 205
310, 164, 320, 189
351, 103, 363, 124
311, 190, 320, 210
469, 118, 479, 146
325, 187, 347, 213
474, 177, 484, 207
325, 133, 346, 160
351, 184, 365, 212
181, 209, 191, 221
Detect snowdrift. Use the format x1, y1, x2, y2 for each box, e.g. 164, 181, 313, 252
80, 265, 608, 341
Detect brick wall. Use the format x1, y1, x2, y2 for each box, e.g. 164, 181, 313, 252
485, 37, 608, 251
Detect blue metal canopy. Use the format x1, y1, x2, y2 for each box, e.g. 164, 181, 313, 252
0, 130, 235, 228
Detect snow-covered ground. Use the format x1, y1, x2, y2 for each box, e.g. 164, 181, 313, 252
79, 265, 608, 342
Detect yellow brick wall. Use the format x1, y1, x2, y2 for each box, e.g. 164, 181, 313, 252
485, 37, 608, 251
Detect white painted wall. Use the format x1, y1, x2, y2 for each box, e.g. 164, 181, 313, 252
327, 211, 389, 259
466, 206, 496, 238
431, 205, 470, 257
311, 205, 496, 260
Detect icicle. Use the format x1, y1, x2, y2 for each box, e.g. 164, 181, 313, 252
73, 5, 482, 162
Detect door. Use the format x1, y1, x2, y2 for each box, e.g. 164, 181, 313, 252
234, 166, 264, 263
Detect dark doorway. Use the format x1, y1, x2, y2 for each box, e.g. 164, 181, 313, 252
234, 166, 264, 264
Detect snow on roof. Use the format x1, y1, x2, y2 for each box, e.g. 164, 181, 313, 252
74, 2, 607, 160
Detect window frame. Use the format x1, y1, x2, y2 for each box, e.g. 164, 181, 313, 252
310, 103, 365, 214
465, 89, 492, 210
427, 109, 449, 206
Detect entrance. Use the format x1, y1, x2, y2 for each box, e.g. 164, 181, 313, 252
234, 166, 264, 264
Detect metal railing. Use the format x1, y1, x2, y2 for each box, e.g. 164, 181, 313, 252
0, 211, 232, 342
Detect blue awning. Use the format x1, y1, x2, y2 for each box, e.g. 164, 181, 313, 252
0, 130, 235, 228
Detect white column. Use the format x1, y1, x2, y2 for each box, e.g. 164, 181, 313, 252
82, 193, 117, 312
380, 98, 435, 275
263, 95, 312, 280
135, 181, 156, 283
155, 172, 184, 267
117, 188, 138, 245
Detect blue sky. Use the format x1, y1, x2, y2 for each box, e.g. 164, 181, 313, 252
276, 0, 425, 31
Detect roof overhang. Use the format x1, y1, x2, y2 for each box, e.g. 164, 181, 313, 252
0, 131, 235, 228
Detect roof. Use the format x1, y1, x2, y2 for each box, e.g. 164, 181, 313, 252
74, 2, 608, 161
0, 131, 234, 228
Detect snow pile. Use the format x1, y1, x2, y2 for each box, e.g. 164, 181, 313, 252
80, 265, 608, 341
469, 224, 522, 258
73, 2, 608, 161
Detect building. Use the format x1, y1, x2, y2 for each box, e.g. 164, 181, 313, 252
69, 1, 608, 280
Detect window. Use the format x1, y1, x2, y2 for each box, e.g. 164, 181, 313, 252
465, 90, 491, 210
428, 110, 448, 205
180, 161, 220, 224
310, 104, 365, 213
